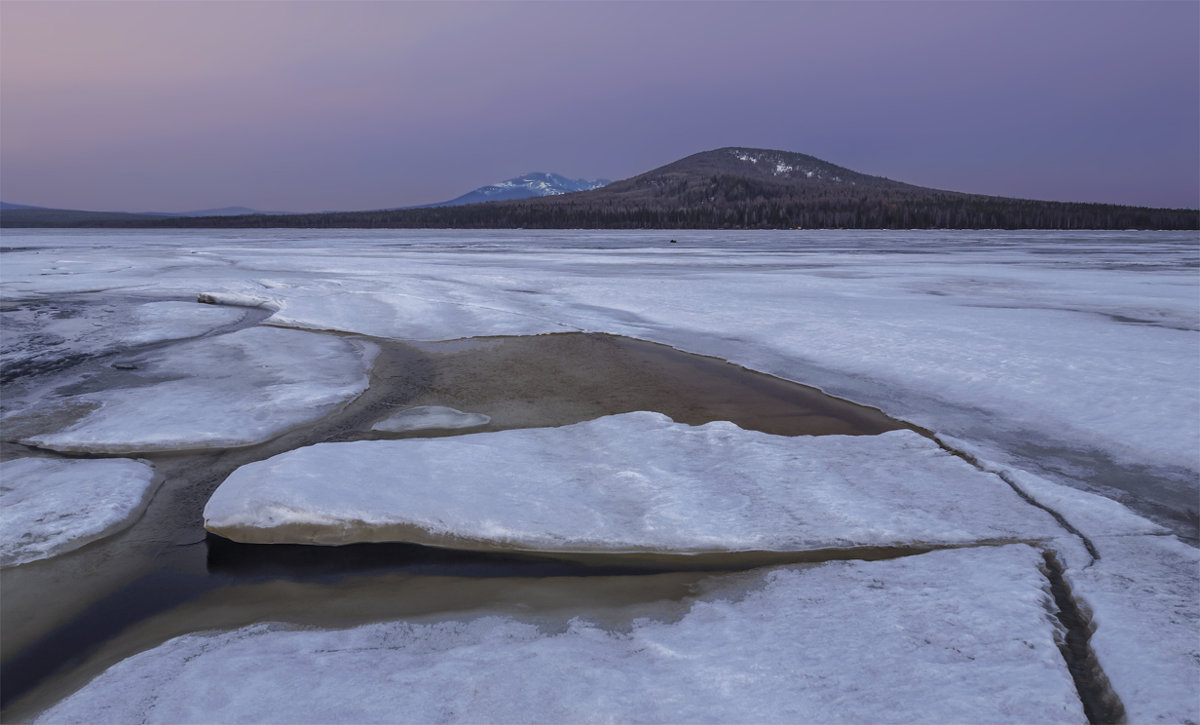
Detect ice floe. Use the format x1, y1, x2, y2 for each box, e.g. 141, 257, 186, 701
371, 405, 491, 433
33, 545, 1085, 725
1067, 534, 1200, 724
1, 299, 244, 383
939, 435, 1168, 540
939, 436, 1199, 720
205, 412, 1064, 550
1, 457, 158, 567
21, 327, 377, 453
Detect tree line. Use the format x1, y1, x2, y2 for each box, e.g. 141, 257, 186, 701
5, 172, 1196, 229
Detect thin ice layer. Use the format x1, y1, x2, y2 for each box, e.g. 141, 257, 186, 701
205, 412, 1064, 550
1, 299, 244, 382
1, 457, 157, 567
34, 545, 1084, 724
22, 327, 377, 453
371, 406, 491, 433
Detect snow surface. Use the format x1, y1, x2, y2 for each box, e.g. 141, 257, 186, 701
2, 228, 1193, 492
205, 412, 1064, 550
1067, 534, 1200, 725
938, 435, 1168, 541
3, 229, 1196, 722
8, 229, 1182, 489
1, 457, 157, 567
34, 545, 1086, 725
21, 327, 377, 453
371, 405, 490, 433
939, 436, 1200, 720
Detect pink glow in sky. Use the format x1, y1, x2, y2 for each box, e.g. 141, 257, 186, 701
2, 1, 1197, 212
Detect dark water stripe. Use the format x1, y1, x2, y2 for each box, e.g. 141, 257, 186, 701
2, 534, 957, 713
0, 541, 671, 712
0, 568, 212, 711
1040, 550, 1126, 724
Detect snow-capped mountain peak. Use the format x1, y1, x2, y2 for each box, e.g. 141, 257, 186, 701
424, 172, 610, 207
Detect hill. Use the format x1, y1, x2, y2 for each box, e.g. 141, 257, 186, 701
372, 148, 1195, 229
0, 205, 162, 226
4, 148, 1197, 229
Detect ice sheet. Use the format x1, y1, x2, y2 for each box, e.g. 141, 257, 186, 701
205, 412, 1065, 550
5, 230, 1193, 482
4, 230, 1195, 723
34, 545, 1086, 725
21, 327, 377, 453
1068, 534, 1200, 725
143, 230, 1195, 535
1, 457, 158, 567
942, 438, 1199, 721
371, 405, 490, 433
937, 435, 1168, 539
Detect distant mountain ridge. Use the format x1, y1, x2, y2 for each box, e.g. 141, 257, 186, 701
0, 173, 607, 222
293, 147, 1192, 229
3, 147, 1196, 229
141, 206, 282, 217
419, 172, 610, 207
0, 202, 282, 222
0, 204, 160, 226
1, 202, 54, 211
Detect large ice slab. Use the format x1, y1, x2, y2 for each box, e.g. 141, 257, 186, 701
1068, 535, 1200, 724
942, 442, 1199, 722
34, 545, 1085, 724
21, 327, 377, 453
205, 412, 1064, 551
1, 457, 158, 567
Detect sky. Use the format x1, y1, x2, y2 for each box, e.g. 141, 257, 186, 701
1, 1, 1197, 213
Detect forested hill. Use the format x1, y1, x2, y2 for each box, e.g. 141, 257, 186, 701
5, 148, 1198, 230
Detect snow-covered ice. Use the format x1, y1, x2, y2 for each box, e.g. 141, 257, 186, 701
205, 412, 1065, 550
20, 326, 377, 453
7, 230, 1193, 487
2, 229, 1196, 723
940, 437, 1200, 720
1, 457, 158, 567
1068, 533, 1200, 724
166, 230, 1193, 535
371, 405, 490, 433
1, 298, 244, 382
113, 301, 247, 345
9, 229, 1184, 495
33, 545, 1086, 725
938, 435, 1169, 542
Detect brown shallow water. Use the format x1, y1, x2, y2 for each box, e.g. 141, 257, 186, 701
395, 332, 904, 438
1, 330, 912, 718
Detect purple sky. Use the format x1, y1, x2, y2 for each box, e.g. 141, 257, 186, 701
2, 1, 1197, 212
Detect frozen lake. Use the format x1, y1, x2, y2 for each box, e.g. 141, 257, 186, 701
1, 229, 1196, 723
